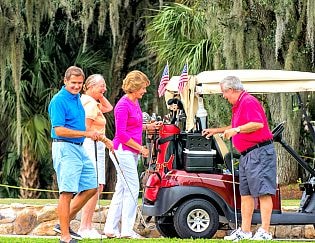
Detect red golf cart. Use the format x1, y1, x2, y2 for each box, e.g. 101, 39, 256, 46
141, 70, 315, 239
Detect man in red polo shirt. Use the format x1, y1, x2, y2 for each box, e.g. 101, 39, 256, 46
202, 76, 276, 241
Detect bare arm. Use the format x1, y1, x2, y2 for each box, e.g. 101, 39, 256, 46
85, 118, 94, 131
237, 122, 263, 133
223, 122, 263, 139
202, 125, 232, 138
85, 118, 114, 151
123, 138, 149, 158
54, 126, 100, 140
99, 96, 113, 113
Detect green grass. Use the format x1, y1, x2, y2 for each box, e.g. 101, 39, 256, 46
0, 237, 313, 242
282, 199, 300, 207
0, 198, 301, 207
0, 198, 110, 206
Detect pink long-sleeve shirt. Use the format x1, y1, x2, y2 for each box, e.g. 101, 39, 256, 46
113, 95, 143, 154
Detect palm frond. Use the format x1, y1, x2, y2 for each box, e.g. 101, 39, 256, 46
145, 3, 222, 76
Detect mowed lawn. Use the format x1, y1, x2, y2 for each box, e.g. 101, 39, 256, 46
0, 237, 314, 243
1, 237, 315, 243
0, 198, 301, 206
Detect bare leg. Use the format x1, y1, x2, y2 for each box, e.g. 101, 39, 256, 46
58, 192, 73, 242
79, 185, 103, 231
59, 188, 96, 242
69, 188, 97, 220
241, 195, 254, 233
259, 195, 273, 232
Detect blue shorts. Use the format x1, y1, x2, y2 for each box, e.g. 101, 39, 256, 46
239, 144, 277, 197
52, 142, 97, 193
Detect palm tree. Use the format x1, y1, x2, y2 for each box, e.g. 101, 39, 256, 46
0, 0, 168, 197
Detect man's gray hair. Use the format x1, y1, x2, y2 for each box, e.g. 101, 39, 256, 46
220, 76, 244, 91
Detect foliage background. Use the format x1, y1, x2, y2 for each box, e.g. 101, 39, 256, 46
0, 0, 314, 198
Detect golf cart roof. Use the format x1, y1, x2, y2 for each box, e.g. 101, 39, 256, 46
166, 69, 315, 94
164, 69, 315, 131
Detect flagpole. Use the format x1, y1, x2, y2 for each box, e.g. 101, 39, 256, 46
186, 59, 188, 77
157, 62, 170, 98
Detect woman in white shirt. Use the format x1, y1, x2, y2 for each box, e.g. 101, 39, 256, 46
79, 74, 113, 239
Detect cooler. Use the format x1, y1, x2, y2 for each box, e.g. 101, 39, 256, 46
183, 149, 217, 172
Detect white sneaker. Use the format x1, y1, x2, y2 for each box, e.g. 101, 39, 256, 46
103, 231, 120, 238
252, 227, 272, 240
224, 228, 252, 242
78, 229, 102, 239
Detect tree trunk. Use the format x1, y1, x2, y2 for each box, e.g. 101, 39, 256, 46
268, 93, 301, 185
20, 146, 40, 198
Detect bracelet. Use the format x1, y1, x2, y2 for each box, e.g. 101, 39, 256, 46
100, 135, 108, 143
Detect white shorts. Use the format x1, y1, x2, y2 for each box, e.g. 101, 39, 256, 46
83, 138, 106, 184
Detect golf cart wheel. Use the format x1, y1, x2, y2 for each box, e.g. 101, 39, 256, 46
174, 198, 219, 239
155, 216, 179, 238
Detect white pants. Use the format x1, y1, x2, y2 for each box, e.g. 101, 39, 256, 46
83, 138, 106, 184
104, 145, 140, 237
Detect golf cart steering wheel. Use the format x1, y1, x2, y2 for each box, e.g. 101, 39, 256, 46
272, 121, 285, 143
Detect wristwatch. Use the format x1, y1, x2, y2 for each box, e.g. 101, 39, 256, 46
234, 127, 241, 134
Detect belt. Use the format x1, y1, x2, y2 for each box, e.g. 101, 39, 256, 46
240, 139, 273, 156
52, 138, 83, 146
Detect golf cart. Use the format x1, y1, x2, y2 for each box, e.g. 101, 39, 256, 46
141, 69, 315, 239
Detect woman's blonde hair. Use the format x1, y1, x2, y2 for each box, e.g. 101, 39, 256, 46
83, 74, 105, 92
122, 70, 150, 93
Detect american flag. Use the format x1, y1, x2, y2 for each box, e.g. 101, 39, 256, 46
178, 63, 188, 93
158, 64, 169, 97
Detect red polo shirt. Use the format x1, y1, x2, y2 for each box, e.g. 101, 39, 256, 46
232, 91, 273, 152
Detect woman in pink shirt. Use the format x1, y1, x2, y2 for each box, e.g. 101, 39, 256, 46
104, 70, 161, 239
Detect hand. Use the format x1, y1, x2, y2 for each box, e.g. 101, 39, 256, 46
99, 135, 114, 152
223, 128, 237, 140
202, 128, 217, 139
86, 131, 101, 140
141, 146, 149, 158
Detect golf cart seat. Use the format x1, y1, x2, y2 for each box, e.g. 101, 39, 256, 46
213, 134, 240, 176
213, 134, 229, 163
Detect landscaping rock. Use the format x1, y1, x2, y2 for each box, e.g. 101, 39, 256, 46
290, 225, 303, 238
0, 223, 14, 234
275, 225, 291, 238
0, 203, 313, 239
14, 208, 37, 234
37, 205, 58, 223
31, 219, 58, 236
0, 207, 16, 223
305, 225, 315, 239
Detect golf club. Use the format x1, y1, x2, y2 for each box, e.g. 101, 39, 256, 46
94, 141, 103, 243
230, 139, 238, 230
109, 151, 156, 230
